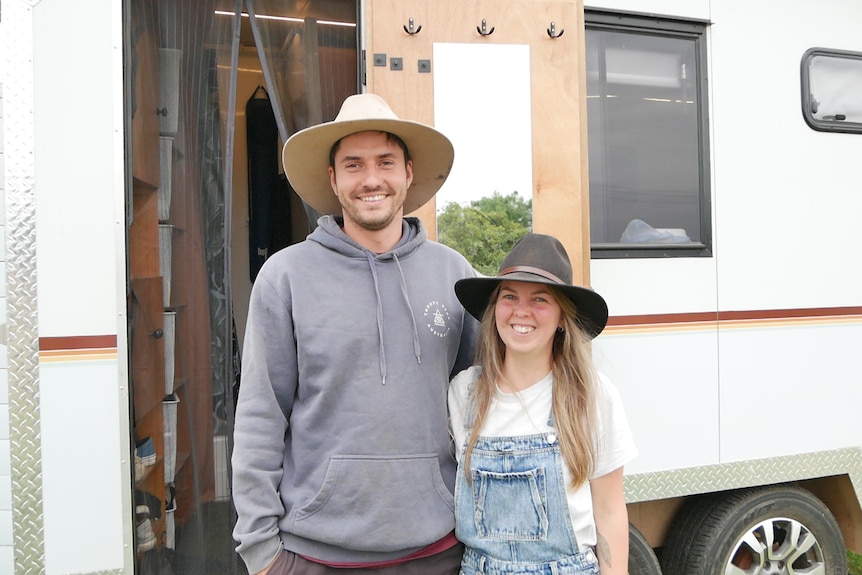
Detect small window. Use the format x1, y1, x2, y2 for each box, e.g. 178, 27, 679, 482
586, 11, 711, 258
802, 48, 862, 133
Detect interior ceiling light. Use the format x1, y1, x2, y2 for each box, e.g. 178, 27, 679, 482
214, 10, 356, 28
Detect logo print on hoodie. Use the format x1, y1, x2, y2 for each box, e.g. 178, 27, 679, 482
424, 301, 452, 337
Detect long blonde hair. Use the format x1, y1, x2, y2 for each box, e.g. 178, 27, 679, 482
463, 284, 599, 488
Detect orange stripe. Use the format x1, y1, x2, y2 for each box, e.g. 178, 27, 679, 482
605, 307, 862, 334
41, 350, 118, 362
39, 335, 118, 362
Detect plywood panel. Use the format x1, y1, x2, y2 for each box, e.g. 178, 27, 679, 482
131, 24, 161, 189
130, 184, 161, 278
365, 0, 590, 283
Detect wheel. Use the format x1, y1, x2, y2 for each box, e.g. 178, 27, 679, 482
628, 522, 662, 575
660, 494, 719, 575
662, 486, 846, 575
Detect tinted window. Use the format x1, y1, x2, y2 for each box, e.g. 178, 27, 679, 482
586, 12, 711, 257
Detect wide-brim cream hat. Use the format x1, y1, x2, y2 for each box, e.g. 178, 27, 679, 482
281, 93, 455, 215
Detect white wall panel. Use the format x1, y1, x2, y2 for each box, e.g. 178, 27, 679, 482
585, 0, 710, 21
718, 323, 862, 463
594, 329, 720, 474
41, 360, 125, 574
709, 0, 862, 311
592, 257, 718, 316
34, 0, 123, 336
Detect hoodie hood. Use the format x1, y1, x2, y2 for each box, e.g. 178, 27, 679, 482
308, 215, 426, 260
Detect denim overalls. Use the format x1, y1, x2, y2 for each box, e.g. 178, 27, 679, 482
455, 415, 600, 575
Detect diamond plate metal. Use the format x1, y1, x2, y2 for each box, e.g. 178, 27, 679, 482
4, 1, 46, 574
625, 447, 862, 504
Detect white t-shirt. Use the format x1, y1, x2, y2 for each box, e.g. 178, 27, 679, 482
448, 366, 638, 552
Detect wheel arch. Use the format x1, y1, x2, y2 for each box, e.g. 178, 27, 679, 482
627, 474, 862, 553
625, 447, 862, 553
799, 474, 862, 554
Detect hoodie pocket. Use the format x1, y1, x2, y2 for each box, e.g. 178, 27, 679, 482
289, 453, 455, 552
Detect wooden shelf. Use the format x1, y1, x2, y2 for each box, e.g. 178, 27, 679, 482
130, 0, 218, 554
131, 277, 166, 419
134, 455, 162, 487
129, 190, 161, 279
131, 24, 160, 189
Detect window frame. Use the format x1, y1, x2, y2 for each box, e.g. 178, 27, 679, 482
585, 10, 713, 259
801, 47, 862, 134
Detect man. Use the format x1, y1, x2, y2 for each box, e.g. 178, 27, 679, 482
232, 93, 479, 575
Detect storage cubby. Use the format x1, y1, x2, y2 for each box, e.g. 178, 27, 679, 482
128, 1, 212, 563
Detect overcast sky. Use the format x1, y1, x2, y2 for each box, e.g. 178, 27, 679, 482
433, 43, 533, 211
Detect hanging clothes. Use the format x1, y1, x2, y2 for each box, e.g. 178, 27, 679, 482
246, 86, 290, 282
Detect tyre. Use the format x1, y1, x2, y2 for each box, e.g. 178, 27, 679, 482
660, 493, 719, 575
662, 486, 846, 575
628, 522, 662, 575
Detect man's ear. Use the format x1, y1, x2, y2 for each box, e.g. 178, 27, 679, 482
328, 166, 338, 194
405, 160, 414, 189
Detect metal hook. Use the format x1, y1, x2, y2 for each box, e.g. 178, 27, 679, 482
547, 22, 565, 38
403, 17, 422, 35
477, 19, 495, 36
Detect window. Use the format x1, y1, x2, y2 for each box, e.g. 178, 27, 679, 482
586, 11, 711, 257
802, 48, 862, 133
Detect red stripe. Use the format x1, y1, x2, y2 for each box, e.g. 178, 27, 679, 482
40, 335, 117, 352
607, 306, 862, 327
300, 531, 459, 568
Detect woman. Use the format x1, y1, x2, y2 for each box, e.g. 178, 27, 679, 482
449, 233, 637, 575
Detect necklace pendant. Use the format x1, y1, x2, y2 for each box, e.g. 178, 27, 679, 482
547, 433, 557, 444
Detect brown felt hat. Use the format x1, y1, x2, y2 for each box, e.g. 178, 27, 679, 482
281, 93, 454, 215
455, 233, 609, 339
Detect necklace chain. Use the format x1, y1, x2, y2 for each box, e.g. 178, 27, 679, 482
509, 387, 544, 433
499, 379, 557, 444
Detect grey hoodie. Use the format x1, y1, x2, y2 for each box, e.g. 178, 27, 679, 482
232, 216, 478, 573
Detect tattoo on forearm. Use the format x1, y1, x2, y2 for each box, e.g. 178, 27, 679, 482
596, 531, 612, 567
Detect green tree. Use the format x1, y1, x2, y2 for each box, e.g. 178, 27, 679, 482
437, 191, 532, 275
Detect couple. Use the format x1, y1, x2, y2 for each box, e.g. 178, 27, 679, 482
232, 94, 637, 575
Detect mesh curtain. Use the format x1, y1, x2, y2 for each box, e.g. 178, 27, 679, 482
240, 0, 360, 227
129, 1, 357, 573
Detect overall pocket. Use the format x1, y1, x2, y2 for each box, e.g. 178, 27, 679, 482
471, 466, 549, 541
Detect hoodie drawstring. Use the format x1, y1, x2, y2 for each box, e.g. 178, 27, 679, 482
365, 251, 388, 385
365, 251, 423, 385
393, 254, 422, 365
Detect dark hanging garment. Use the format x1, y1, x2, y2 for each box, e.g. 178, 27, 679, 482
246, 86, 281, 282
271, 173, 293, 255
